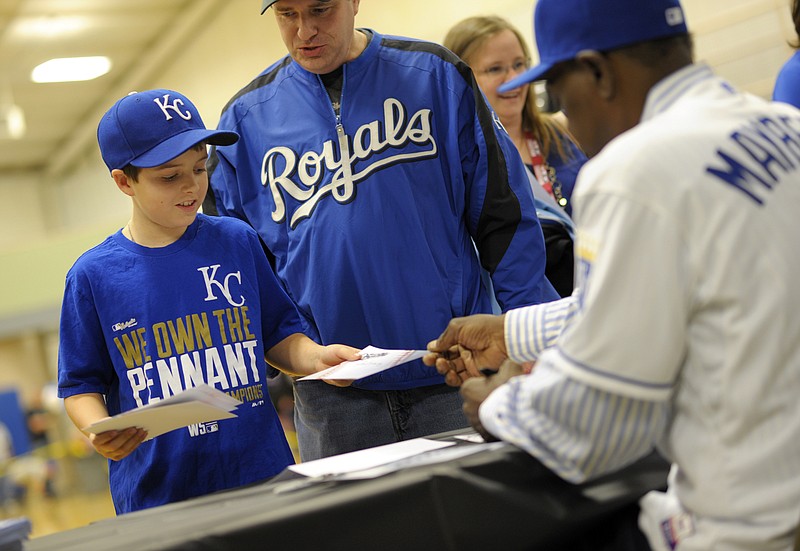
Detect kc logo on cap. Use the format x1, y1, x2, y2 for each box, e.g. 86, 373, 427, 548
97, 88, 238, 172
153, 94, 193, 122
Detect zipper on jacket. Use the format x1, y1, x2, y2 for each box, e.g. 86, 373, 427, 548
333, 67, 352, 191
335, 115, 353, 190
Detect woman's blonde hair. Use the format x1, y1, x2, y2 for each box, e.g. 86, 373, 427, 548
443, 15, 574, 160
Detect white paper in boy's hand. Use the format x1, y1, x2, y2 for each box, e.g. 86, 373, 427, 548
83, 384, 241, 441
299, 346, 427, 381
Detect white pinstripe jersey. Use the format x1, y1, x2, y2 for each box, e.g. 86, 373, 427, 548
484, 64, 800, 550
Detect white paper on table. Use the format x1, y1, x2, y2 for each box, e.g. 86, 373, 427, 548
335, 440, 508, 480
287, 438, 455, 478
298, 346, 427, 380
83, 384, 241, 441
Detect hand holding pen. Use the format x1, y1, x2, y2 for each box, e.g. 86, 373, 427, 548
422, 345, 482, 387
461, 360, 527, 441
423, 314, 509, 387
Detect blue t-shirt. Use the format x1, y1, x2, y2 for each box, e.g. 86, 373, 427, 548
57, 214, 299, 513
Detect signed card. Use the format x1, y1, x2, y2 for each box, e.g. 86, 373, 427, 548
299, 346, 427, 381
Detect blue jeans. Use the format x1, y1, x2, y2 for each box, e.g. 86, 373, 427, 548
291, 381, 468, 461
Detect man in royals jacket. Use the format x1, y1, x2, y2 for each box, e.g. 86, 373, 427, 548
206, 0, 558, 460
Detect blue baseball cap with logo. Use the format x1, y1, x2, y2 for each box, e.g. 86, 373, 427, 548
499, 0, 689, 92
97, 89, 239, 172
261, 1, 278, 14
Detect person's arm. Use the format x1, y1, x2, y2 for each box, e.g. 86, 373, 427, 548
265, 333, 360, 387
206, 122, 248, 221
58, 269, 148, 461
458, 74, 559, 309
504, 295, 578, 363
63, 393, 147, 461
476, 358, 670, 483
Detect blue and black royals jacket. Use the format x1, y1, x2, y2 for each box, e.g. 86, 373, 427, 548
209, 29, 557, 391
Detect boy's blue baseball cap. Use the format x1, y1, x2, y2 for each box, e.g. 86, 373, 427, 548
498, 0, 689, 92
261, 1, 277, 14
97, 89, 238, 172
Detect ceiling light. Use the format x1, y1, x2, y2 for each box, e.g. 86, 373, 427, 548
14, 16, 88, 38
31, 56, 112, 83
0, 105, 26, 139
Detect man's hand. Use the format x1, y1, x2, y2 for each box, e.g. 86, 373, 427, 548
422, 345, 480, 387
460, 360, 525, 441
424, 314, 508, 386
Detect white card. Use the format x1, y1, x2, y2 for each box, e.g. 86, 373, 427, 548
299, 345, 427, 381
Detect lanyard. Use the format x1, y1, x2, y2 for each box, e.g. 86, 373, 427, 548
524, 132, 567, 208
524, 132, 554, 198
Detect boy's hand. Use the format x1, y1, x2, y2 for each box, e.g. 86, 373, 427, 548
317, 344, 361, 387
89, 426, 148, 461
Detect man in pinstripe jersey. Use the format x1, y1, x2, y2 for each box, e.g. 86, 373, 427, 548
426, 0, 800, 549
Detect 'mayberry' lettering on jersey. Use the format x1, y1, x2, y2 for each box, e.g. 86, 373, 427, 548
706, 113, 800, 205
262, 97, 437, 228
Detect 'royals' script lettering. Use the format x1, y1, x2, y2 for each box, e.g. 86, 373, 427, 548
262, 98, 437, 228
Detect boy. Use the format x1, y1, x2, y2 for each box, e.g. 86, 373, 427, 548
57, 89, 359, 514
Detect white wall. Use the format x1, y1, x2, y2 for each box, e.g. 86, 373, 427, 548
0, 171, 47, 248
